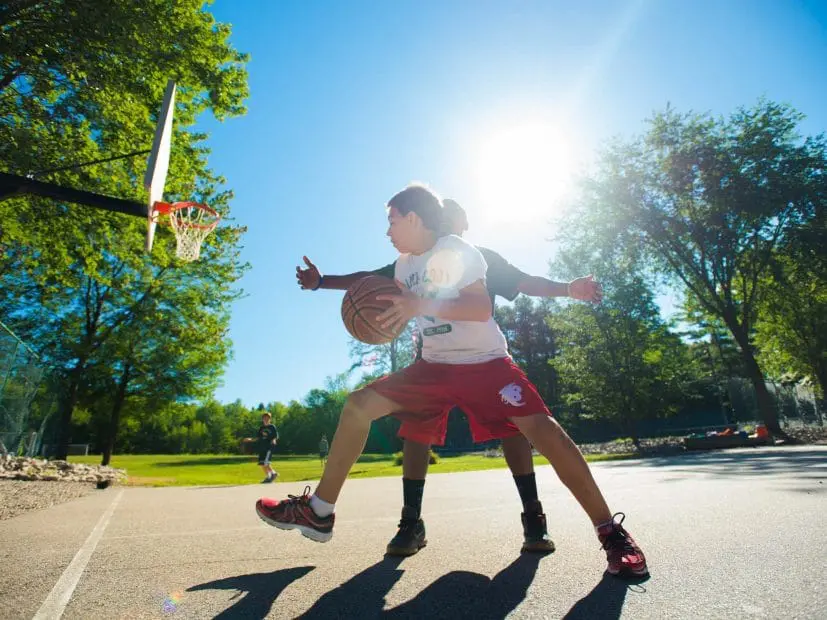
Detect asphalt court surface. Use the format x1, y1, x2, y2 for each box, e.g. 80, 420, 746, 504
1, 445, 825, 619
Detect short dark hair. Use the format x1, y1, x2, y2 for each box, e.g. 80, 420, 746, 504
387, 184, 443, 231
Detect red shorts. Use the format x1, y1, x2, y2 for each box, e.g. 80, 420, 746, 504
367, 357, 551, 446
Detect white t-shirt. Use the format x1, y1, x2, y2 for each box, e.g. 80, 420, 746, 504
394, 235, 509, 364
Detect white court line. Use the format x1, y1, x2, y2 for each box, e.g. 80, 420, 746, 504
33, 490, 123, 620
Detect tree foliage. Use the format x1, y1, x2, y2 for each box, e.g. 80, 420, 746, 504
562, 100, 827, 433
0, 1, 250, 458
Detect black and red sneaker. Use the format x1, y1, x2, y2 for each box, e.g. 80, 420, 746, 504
598, 512, 648, 578
256, 486, 335, 543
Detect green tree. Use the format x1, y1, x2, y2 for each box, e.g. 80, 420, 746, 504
567, 100, 826, 434
753, 226, 827, 399
549, 277, 692, 446
0, 2, 250, 458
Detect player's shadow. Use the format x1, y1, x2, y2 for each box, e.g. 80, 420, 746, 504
300, 553, 543, 619
563, 573, 647, 620
187, 565, 314, 619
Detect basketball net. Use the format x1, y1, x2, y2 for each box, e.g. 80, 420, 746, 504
152, 202, 220, 262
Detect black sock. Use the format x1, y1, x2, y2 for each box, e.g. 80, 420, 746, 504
402, 478, 425, 518
513, 473, 539, 512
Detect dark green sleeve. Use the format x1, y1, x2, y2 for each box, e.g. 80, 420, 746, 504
371, 261, 396, 279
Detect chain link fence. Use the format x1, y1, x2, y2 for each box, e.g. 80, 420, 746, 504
0, 320, 47, 457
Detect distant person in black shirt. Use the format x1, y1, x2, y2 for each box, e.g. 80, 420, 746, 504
319, 434, 329, 465
257, 412, 279, 483
295, 199, 601, 557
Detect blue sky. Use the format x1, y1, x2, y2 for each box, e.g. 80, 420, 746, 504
198, 0, 827, 407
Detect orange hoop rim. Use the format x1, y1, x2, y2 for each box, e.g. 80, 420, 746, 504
151, 201, 220, 230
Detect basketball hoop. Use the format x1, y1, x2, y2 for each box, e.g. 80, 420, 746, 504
150, 201, 220, 262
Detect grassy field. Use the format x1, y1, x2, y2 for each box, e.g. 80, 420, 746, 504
71, 452, 638, 487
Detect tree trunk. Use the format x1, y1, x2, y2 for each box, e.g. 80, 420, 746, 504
102, 366, 130, 466
814, 360, 827, 404
55, 372, 81, 460
727, 320, 783, 436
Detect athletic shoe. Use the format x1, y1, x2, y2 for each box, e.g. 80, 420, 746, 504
520, 500, 555, 553
256, 486, 334, 543
598, 512, 648, 578
386, 506, 427, 556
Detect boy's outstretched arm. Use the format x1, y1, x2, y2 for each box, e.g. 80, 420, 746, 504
296, 256, 385, 291
517, 274, 603, 303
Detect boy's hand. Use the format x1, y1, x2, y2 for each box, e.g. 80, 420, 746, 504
296, 256, 321, 290
375, 290, 421, 331
568, 275, 603, 303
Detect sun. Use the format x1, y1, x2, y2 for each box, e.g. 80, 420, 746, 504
475, 122, 578, 225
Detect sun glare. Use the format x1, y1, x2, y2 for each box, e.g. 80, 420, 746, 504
475, 122, 578, 225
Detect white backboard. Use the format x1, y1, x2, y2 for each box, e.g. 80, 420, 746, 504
145, 79, 176, 252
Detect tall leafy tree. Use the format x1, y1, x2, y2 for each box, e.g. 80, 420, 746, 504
0, 1, 250, 458
566, 100, 826, 434
548, 277, 693, 446
753, 223, 827, 398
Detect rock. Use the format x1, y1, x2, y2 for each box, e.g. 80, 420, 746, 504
0, 457, 126, 484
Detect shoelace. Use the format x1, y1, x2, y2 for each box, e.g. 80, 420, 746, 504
600, 512, 636, 554
397, 518, 419, 531
285, 485, 312, 504
602, 528, 636, 554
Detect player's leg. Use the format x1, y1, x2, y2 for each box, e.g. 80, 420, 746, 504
500, 433, 554, 553
315, 387, 401, 502
386, 429, 436, 556
256, 387, 400, 541
510, 414, 611, 524
258, 451, 274, 483
467, 416, 554, 553
510, 413, 647, 578
464, 358, 648, 578
256, 360, 453, 545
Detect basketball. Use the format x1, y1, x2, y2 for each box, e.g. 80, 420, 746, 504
341, 275, 405, 345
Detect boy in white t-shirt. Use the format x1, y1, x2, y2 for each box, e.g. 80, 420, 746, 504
256, 184, 648, 579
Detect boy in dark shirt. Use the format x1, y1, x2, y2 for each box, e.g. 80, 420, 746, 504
257, 412, 279, 483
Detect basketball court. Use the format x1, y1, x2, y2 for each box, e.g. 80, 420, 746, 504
1, 446, 825, 619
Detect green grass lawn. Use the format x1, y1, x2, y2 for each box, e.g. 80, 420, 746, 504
71, 452, 638, 487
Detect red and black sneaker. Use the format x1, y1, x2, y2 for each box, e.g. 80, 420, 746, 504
256, 486, 335, 543
598, 512, 648, 578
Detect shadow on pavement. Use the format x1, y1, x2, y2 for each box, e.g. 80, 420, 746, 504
187, 565, 314, 619
563, 573, 646, 620
300, 553, 543, 619
298, 555, 405, 619
601, 447, 827, 478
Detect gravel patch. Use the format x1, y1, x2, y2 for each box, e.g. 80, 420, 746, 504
0, 456, 127, 521
0, 480, 96, 521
